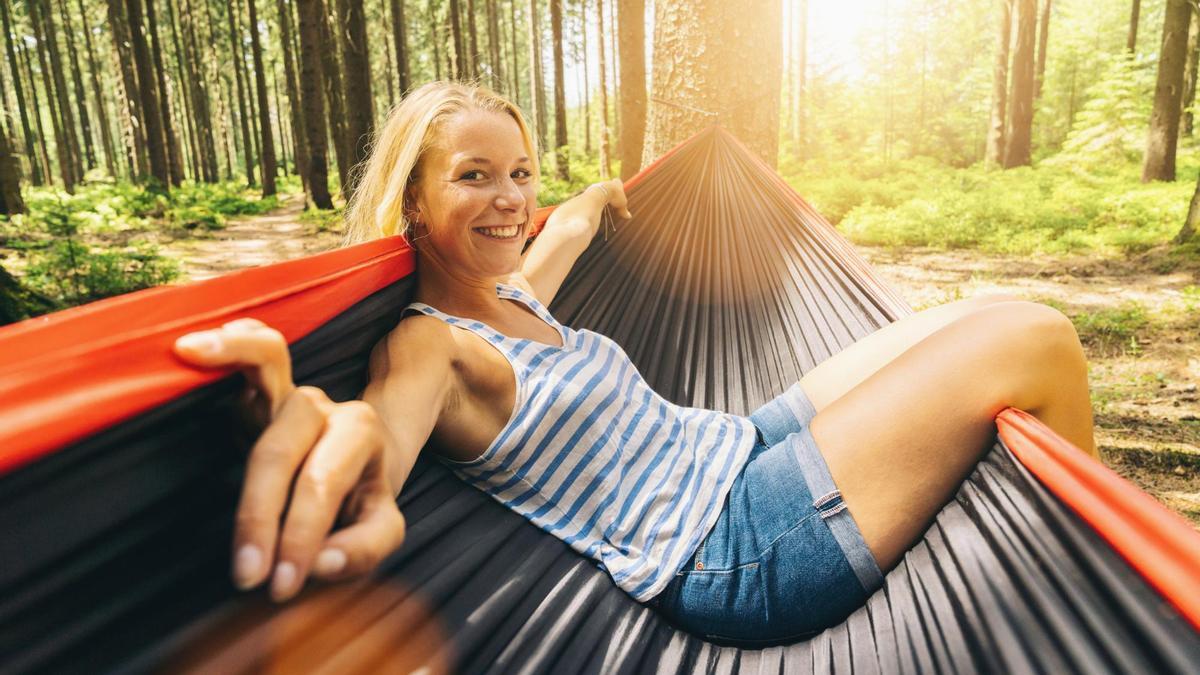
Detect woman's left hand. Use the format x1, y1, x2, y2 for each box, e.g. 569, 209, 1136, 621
545, 179, 633, 239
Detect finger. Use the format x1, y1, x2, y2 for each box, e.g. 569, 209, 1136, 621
311, 492, 407, 581
270, 402, 380, 601
174, 323, 295, 416
231, 387, 331, 591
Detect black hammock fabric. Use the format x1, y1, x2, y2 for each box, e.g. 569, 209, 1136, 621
1, 127, 1198, 674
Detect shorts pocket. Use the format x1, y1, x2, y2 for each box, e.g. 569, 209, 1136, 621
671, 561, 769, 641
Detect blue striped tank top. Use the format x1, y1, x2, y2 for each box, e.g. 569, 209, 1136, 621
403, 282, 757, 601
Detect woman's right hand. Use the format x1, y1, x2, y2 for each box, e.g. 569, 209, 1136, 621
173, 318, 407, 602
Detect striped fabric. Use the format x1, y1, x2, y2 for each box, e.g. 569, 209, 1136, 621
403, 282, 757, 601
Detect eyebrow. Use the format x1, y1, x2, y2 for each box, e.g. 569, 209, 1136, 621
455, 156, 532, 165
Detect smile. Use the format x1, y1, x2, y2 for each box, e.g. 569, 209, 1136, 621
473, 224, 522, 240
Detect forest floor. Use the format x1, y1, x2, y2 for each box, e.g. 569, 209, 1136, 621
162, 199, 1200, 528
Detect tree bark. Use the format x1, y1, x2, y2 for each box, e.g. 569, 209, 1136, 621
528, 0, 546, 149
18, 36, 54, 182
246, 0, 277, 195
165, 0, 199, 180
75, 0, 117, 178
550, 0, 567, 179
1003, 0, 1035, 168
1176, 169, 1200, 243
318, 0, 350, 195
180, 0, 219, 181
509, 0, 520, 102
595, 0, 609, 178
229, 0, 257, 185
277, 0, 309, 194
429, 0, 442, 80
145, 0, 183, 185
643, 0, 783, 167
336, 0, 373, 199
1182, 8, 1199, 137
124, 0, 170, 187
1128, 0, 1141, 54
31, 0, 78, 190
55, 0, 95, 169
1142, 0, 1191, 182
986, 0, 1012, 167
1, 0, 44, 184
617, 0, 644, 179
448, 0, 465, 79
466, 0, 479, 78
272, 64, 288, 175
1034, 0, 1051, 100
391, 0, 410, 94
0, 126, 25, 214
582, 0, 590, 154
382, 4, 396, 107
487, 0, 503, 90
296, 0, 334, 208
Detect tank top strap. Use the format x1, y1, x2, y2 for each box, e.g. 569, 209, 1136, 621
401, 301, 511, 347
495, 282, 564, 332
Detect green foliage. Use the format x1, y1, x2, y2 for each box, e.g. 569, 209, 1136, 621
22, 239, 179, 304
785, 156, 1194, 256
1070, 303, 1151, 356
300, 206, 345, 235
1052, 55, 1154, 165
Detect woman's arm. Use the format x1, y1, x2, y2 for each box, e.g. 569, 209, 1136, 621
519, 179, 632, 305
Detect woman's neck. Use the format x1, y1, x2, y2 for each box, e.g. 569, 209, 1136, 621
412, 252, 509, 317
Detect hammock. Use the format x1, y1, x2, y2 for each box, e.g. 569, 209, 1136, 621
1, 127, 1197, 674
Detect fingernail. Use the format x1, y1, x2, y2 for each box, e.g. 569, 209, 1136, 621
314, 548, 347, 576
175, 332, 221, 355
271, 561, 298, 601
233, 544, 262, 589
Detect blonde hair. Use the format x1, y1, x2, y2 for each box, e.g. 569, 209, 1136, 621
342, 81, 540, 246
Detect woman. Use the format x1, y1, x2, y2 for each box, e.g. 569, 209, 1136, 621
173, 82, 1096, 644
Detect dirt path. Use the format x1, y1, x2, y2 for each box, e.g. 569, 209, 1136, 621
164, 195, 343, 282
166, 208, 1200, 526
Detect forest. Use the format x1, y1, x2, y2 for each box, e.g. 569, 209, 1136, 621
0, 2, 1197, 518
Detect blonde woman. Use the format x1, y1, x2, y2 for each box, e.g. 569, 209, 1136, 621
172, 82, 1095, 644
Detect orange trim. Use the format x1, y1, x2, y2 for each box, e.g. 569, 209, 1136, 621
0, 237, 415, 475
996, 407, 1200, 631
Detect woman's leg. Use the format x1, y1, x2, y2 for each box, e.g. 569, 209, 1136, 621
808, 301, 1096, 571
800, 293, 1021, 412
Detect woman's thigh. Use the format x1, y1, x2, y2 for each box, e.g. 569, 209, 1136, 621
808, 301, 1079, 571
800, 293, 1021, 413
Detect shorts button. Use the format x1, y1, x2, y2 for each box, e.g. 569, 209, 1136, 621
695, 562, 704, 570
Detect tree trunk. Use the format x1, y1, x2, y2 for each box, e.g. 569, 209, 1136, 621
429, 0, 442, 80
487, 0, 503, 90
466, 0, 479, 78
382, 4, 397, 107
124, 0, 170, 187
1034, 0, 1051, 100
246, 0, 277, 195
550, 0, 567, 179
108, 0, 148, 178
229, 0, 257, 185
595, 0, 609, 178
180, 0, 218, 181
606, 0, 615, 134
1128, 0, 1141, 54
19, 37, 54, 183
448, 0, 464, 79
617, 0, 644, 179
278, 0, 309, 195
145, 0, 183, 185
55, 0, 95, 170
509, 0, 520, 102
296, 0, 334, 208
1181, 8, 1199, 137
392, 0, 410, 94
272, 65, 289, 175
1142, 0, 1191, 182
582, 0, 590, 154
200, 0, 234, 181
336, 0, 373, 200
986, 0, 1012, 167
0, 126, 25, 215
1176, 169, 1200, 243
166, 0, 199, 180
1003, 0, 1035, 168
31, 0, 78, 190
528, 0, 546, 149
75, 0, 117, 178
318, 0, 350, 196
643, 0, 783, 167
1, 0, 44, 184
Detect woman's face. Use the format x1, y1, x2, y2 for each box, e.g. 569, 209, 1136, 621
408, 109, 537, 279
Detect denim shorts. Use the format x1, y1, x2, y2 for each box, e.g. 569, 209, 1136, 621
648, 383, 885, 645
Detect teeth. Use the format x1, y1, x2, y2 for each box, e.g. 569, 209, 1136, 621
476, 225, 520, 239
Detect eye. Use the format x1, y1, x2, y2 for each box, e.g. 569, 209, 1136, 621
459, 170, 484, 180
512, 168, 533, 180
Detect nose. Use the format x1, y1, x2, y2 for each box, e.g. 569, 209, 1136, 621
493, 176, 525, 212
